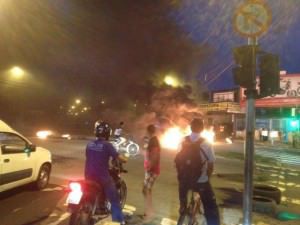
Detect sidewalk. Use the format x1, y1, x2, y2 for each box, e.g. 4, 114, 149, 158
235, 139, 300, 152
213, 175, 300, 225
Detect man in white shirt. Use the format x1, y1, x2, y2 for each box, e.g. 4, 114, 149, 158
176, 118, 220, 225
114, 121, 124, 138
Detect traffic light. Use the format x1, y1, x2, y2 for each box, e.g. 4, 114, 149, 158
287, 119, 299, 131
259, 53, 280, 97
232, 45, 257, 88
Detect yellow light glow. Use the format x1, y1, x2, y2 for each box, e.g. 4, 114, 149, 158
160, 126, 184, 150
160, 126, 215, 150
36, 130, 52, 139
164, 75, 179, 87
71, 105, 75, 109
10, 66, 24, 79
75, 99, 81, 104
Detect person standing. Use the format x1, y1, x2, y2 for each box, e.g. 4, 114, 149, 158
114, 121, 124, 139
142, 124, 161, 220
175, 118, 220, 225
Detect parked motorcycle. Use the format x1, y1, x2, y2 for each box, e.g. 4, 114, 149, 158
66, 159, 127, 225
111, 136, 140, 156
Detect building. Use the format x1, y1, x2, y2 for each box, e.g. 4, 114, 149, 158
240, 72, 300, 142
201, 72, 300, 142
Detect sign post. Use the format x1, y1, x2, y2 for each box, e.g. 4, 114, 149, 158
233, 1, 272, 224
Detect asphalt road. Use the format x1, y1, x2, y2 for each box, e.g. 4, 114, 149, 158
1, 139, 299, 225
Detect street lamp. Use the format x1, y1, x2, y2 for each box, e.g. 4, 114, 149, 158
164, 75, 179, 87
75, 99, 81, 104
10, 66, 25, 79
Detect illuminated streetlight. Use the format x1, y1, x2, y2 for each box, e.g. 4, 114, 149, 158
75, 99, 81, 104
164, 75, 179, 87
71, 105, 75, 109
101, 100, 105, 104
10, 66, 25, 79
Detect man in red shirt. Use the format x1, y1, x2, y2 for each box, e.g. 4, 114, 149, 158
142, 124, 161, 220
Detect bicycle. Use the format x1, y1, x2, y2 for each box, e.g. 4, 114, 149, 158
177, 190, 206, 225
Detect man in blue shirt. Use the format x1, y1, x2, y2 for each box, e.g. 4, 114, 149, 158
85, 120, 127, 224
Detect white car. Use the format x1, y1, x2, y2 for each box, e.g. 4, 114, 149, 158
0, 120, 52, 192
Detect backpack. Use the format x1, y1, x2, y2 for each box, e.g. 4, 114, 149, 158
174, 136, 208, 186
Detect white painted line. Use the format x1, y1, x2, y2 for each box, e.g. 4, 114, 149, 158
123, 204, 136, 212
12, 208, 22, 213
161, 218, 177, 225
47, 212, 70, 225
122, 209, 134, 215
42, 187, 64, 192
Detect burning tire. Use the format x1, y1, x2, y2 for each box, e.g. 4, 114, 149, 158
253, 184, 281, 204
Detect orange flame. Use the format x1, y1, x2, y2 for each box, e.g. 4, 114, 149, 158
160, 126, 215, 150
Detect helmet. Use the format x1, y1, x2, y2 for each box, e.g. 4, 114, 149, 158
94, 120, 112, 140
190, 118, 204, 133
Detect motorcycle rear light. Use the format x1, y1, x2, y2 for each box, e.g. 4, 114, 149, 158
67, 182, 83, 205
69, 182, 82, 192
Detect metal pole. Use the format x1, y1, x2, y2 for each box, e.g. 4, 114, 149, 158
243, 37, 257, 225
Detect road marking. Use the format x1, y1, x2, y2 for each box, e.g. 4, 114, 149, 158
282, 196, 300, 205
42, 186, 64, 192
47, 212, 69, 225
124, 204, 136, 212
12, 208, 22, 213
255, 148, 300, 166
122, 209, 134, 215
161, 218, 177, 225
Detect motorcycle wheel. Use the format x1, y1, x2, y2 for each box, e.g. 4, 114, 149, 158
126, 143, 139, 156
119, 180, 127, 209
69, 210, 92, 225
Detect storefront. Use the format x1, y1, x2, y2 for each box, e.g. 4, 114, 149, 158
203, 73, 300, 141
238, 73, 300, 142
199, 89, 244, 139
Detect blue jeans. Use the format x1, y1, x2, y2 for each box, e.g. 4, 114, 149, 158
179, 181, 220, 225
102, 179, 124, 223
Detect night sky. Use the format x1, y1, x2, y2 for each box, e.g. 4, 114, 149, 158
174, 0, 300, 90
0, 0, 299, 126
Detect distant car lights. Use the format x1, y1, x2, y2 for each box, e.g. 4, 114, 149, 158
36, 130, 53, 139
